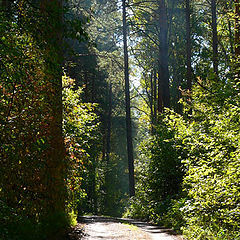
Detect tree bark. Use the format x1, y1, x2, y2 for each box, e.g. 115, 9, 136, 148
211, 0, 218, 75
122, 0, 135, 197
235, 0, 240, 56
153, 68, 157, 123
158, 0, 170, 111
157, 73, 163, 113
186, 0, 192, 91
150, 71, 154, 132
104, 82, 112, 213
228, 20, 234, 55
172, 63, 182, 114
106, 82, 112, 164
40, 0, 65, 216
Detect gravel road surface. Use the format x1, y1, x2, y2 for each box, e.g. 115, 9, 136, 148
80, 216, 183, 240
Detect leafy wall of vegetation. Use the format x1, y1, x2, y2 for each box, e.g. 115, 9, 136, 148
126, 80, 240, 239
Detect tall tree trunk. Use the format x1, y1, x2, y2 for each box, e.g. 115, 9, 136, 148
235, 0, 240, 80
91, 73, 96, 103
185, 0, 192, 116
186, 0, 192, 91
122, 0, 135, 197
172, 62, 182, 114
150, 71, 154, 132
102, 126, 106, 162
235, 0, 240, 57
157, 74, 163, 113
211, 0, 218, 75
228, 20, 234, 55
104, 82, 112, 213
158, 0, 170, 111
151, 68, 157, 134
153, 68, 157, 123
93, 165, 98, 214
40, 0, 65, 216
106, 82, 112, 164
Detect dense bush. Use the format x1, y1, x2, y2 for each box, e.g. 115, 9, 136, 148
124, 118, 185, 230
178, 84, 240, 239
63, 75, 100, 215
0, 9, 55, 238
126, 81, 240, 239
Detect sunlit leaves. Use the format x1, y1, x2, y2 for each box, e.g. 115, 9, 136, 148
62, 75, 100, 210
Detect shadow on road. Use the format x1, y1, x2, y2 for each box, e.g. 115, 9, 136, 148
78, 216, 183, 240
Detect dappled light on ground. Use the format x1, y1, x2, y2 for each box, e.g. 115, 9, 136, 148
80, 216, 183, 240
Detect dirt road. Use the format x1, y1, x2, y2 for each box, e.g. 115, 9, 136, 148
80, 216, 183, 240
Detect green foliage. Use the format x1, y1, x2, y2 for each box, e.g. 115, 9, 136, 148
178, 84, 240, 239
0, 2, 90, 239
62, 75, 100, 214
0, 5, 52, 232
127, 77, 240, 238
0, 199, 69, 240
125, 115, 185, 230
65, 0, 130, 217
97, 153, 129, 217
147, 120, 184, 202
161, 198, 186, 231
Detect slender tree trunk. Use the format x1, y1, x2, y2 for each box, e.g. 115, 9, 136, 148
235, 0, 240, 80
84, 72, 89, 102
157, 74, 163, 113
186, 0, 192, 91
228, 20, 234, 55
235, 0, 240, 56
150, 71, 154, 132
102, 127, 106, 161
149, 71, 156, 133
158, 0, 170, 111
153, 68, 157, 123
93, 165, 98, 214
122, 0, 135, 197
172, 63, 182, 114
151, 68, 157, 134
211, 0, 218, 75
91, 73, 96, 103
104, 82, 112, 213
106, 82, 112, 164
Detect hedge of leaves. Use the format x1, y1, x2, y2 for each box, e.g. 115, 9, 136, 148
177, 83, 240, 239
63, 75, 100, 214
126, 80, 240, 239
124, 119, 186, 228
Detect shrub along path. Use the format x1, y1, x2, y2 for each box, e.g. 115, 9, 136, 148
77, 216, 183, 240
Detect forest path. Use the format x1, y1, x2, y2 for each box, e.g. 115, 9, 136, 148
79, 216, 183, 240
